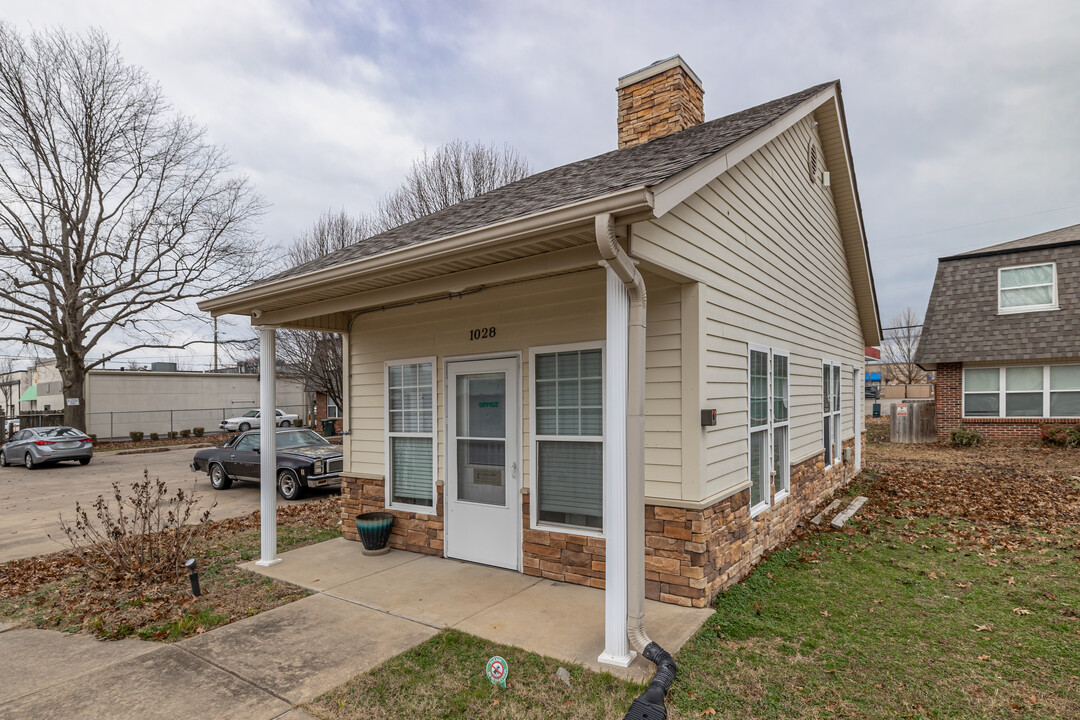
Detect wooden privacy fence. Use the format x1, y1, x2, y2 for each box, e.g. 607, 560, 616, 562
890, 400, 937, 443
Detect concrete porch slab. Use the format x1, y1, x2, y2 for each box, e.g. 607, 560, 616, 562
455, 579, 714, 683
329, 554, 542, 628
178, 592, 437, 705
0, 628, 158, 705
241, 537, 421, 591
0, 644, 291, 720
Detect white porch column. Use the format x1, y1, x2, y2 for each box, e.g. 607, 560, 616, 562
855, 368, 863, 471
341, 331, 351, 474
255, 326, 281, 567
598, 265, 634, 667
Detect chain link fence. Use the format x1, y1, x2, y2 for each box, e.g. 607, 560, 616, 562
84, 404, 315, 440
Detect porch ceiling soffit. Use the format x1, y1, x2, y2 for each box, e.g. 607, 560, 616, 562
254, 239, 607, 328
199, 187, 654, 320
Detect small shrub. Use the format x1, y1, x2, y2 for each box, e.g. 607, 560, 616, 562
57, 470, 215, 584
950, 426, 983, 447
129, 431, 144, 442
167, 431, 178, 440
179, 429, 191, 438
1041, 424, 1070, 446
1070, 427, 1080, 448
149, 432, 160, 441
192, 427, 204, 437
89, 434, 97, 442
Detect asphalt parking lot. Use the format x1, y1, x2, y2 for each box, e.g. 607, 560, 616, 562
0, 445, 333, 563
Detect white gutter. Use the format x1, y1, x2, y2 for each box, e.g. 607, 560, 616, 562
594, 213, 654, 657
201, 186, 654, 317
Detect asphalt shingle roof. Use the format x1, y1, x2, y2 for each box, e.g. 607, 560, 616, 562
263, 81, 836, 285
915, 227, 1080, 365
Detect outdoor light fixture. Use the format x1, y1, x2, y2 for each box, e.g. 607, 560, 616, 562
184, 558, 201, 597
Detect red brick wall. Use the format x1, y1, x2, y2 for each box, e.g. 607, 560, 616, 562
339, 435, 861, 608
935, 362, 1080, 442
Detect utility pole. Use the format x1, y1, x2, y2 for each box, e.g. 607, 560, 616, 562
213, 317, 219, 372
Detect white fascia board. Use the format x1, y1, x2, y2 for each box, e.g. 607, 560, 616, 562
650, 85, 838, 219
200, 186, 654, 317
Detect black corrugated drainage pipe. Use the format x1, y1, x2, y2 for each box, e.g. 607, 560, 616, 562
622, 642, 677, 720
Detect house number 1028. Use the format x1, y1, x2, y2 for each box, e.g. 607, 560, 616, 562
470, 327, 496, 341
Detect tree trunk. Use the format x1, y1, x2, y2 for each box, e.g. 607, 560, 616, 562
57, 354, 88, 431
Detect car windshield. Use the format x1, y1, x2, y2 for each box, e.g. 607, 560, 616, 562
242, 410, 259, 418
278, 430, 331, 450
36, 427, 82, 438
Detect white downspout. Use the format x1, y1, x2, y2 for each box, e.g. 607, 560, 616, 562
255, 326, 281, 567
595, 212, 653, 655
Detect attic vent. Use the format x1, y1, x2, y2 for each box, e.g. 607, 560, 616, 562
807, 141, 819, 183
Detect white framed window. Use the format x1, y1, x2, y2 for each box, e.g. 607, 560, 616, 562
772, 350, 791, 499
748, 345, 770, 515
530, 343, 603, 534
326, 400, 341, 419
385, 358, 437, 513
748, 345, 791, 516
964, 364, 1080, 419
998, 262, 1057, 314
823, 361, 842, 466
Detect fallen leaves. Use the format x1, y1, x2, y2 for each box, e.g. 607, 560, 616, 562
1012, 607, 1032, 616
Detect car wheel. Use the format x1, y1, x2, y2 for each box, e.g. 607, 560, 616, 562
239, 422, 251, 432
78, 458, 91, 466
24, 452, 35, 470
0, 450, 8, 467
279, 420, 291, 427
209, 463, 232, 490
277, 469, 303, 501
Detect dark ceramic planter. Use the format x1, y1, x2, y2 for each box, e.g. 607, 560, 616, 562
355, 512, 393, 556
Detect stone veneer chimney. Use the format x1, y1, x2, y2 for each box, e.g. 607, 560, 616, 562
617, 55, 704, 149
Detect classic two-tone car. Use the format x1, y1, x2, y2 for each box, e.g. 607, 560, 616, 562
190, 428, 342, 500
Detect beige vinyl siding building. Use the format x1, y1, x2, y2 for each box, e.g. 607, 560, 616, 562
199, 57, 879, 664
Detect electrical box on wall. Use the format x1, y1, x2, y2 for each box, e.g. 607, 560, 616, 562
843, 447, 853, 462
701, 409, 717, 427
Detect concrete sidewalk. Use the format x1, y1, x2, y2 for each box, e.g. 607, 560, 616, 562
0, 539, 712, 718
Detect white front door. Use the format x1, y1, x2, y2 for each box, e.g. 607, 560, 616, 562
446, 357, 520, 570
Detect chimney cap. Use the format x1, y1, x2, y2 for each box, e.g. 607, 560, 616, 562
617, 55, 703, 91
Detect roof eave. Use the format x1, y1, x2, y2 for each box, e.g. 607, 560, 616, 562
199, 186, 655, 317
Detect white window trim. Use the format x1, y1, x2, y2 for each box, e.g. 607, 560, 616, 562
384, 356, 438, 515
823, 360, 842, 468
772, 348, 791, 503
528, 341, 605, 538
748, 344, 771, 517
997, 262, 1058, 315
962, 364, 1080, 419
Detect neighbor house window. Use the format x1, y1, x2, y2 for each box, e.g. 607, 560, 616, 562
998, 263, 1056, 313
749, 345, 791, 515
965, 364, 1080, 418
823, 361, 842, 465
386, 359, 436, 511
327, 401, 341, 418
532, 345, 603, 531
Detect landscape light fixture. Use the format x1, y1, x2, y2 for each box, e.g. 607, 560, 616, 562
184, 558, 201, 597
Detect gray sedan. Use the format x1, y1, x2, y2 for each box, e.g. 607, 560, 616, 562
0, 426, 93, 469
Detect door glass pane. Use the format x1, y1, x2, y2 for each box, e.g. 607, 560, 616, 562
1006, 366, 1043, 391
965, 368, 999, 392
457, 374, 505, 438
456, 439, 505, 505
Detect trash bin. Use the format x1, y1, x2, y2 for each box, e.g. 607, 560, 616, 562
320, 418, 337, 436
872, 403, 881, 418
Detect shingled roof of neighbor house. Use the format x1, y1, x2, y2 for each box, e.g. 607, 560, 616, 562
261, 80, 836, 285
915, 224, 1080, 367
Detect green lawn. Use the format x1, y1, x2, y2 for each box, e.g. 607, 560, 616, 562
308, 439, 1080, 719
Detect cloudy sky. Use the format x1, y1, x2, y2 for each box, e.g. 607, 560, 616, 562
3, 0, 1079, 367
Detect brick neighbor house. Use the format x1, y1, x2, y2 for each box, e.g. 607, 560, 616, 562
200, 56, 880, 666
915, 223, 1080, 442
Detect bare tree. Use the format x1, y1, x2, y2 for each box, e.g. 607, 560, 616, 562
0, 354, 16, 417
272, 142, 530, 410
880, 307, 923, 385
0, 26, 265, 429
375, 139, 530, 229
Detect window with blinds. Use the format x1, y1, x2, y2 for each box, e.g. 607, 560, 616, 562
533, 347, 603, 531
387, 360, 435, 510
